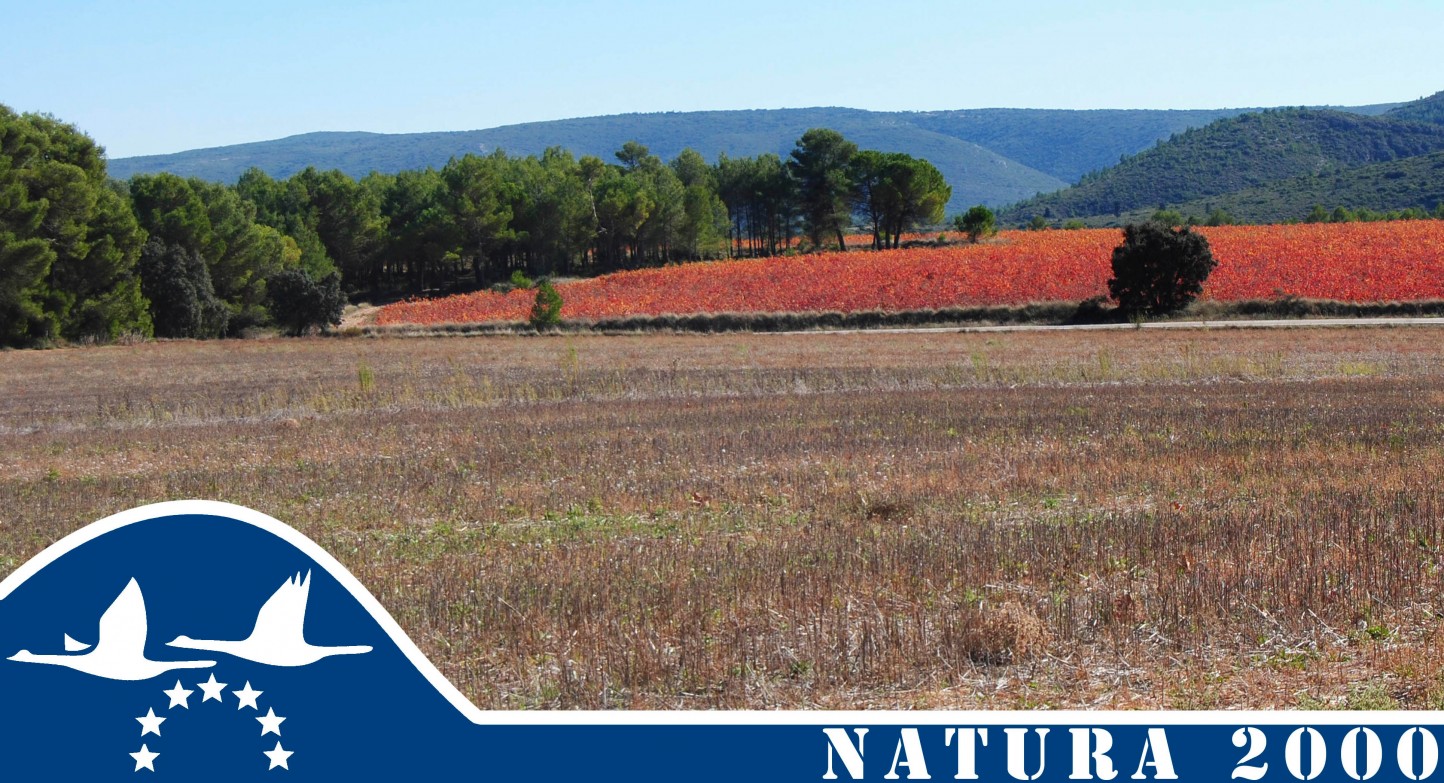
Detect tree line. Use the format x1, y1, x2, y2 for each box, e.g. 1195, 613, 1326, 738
230, 127, 950, 290
2, 106, 953, 347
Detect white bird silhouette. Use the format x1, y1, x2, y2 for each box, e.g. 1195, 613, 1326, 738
8, 579, 215, 680
168, 571, 371, 666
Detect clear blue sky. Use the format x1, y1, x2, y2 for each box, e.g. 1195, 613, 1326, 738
4, 0, 1441, 159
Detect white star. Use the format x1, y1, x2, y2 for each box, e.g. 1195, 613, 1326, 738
163, 680, 193, 709
130, 744, 159, 772
233, 681, 263, 710
257, 707, 286, 737
264, 741, 294, 770
136, 708, 165, 737
197, 673, 228, 703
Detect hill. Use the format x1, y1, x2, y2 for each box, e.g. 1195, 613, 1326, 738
924, 103, 1399, 183
906, 108, 1253, 183
1152, 151, 1444, 225
1387, 90, 1444, 125
109, 105, 1389, 213
106, 103, 1416, 215
999, 109, 1444, 223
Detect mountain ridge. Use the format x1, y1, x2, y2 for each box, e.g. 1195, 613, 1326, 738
104, 104, 1375, 211
111, 108, 1072, 210
106, 101, 1416, 215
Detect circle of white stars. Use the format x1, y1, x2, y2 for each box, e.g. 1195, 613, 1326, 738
128, 673, 294, 772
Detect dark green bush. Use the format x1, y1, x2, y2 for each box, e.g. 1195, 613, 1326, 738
267, 269, 346, 336
1107, 223, 1217, 317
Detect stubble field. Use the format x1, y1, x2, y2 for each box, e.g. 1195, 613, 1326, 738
2, 326, 1443, 710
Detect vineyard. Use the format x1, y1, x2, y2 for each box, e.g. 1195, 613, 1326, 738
377, 222, 1444, 325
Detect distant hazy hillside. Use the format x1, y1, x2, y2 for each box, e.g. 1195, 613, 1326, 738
110, 108, 1069, 211
906, 108, 1252, 183
999, 109, 1444, 223
912, 104, 1398, 184
109, 106, 1358, 211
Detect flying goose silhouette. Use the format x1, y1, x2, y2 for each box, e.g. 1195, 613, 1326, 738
7, 579, 216, 680
168, 571, 372, 666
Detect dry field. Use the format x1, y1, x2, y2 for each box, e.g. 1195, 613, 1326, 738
2, 327, 1444, 710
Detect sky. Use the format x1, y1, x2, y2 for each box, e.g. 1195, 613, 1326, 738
4, 0, 1442, 159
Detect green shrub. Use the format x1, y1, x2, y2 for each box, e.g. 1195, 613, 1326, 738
954, 205, 997, 242
529, 281, 562, 328
510, 269, 535, 290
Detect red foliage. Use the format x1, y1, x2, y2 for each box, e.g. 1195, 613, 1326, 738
377, 222, 1444, 325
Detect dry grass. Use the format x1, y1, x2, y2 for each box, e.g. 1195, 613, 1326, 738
3, 327, 1444, 709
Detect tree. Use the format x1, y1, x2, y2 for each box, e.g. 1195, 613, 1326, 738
591, 163, 649, 270
883, 156, 950, 246
954, 205, 997, 243
508, 148, 594, 277
266, 269, 345, 336
236, 167, 335, 279
378, 168, 457, 292
441, 152, 515, 286
0, 177, 51, 344
615, 141, 652, 172
1, 106, 149, 346
129, 172, 212, 251
130, 174, 294, 333
1150, 208, 1186, 227
851, 151, 950, 249
627, 146, 685, 265
788, 128, 857, 251
714, 152, 794, 257
528, 280, 562, 328
849, 150, 893, 249
678, 179, 729, 260
1204, 208, 1235, 226
136, 239, 229, 338
1107, 222, 1217, 317
672, 149, 729, 259
193, 180, 292, 331
290, 168, 385, 290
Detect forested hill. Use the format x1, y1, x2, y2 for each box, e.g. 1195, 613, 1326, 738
106, 106, 1366, 211
998, 109, 1444, 223
1387, 90, 1444, 125
1067, 151, 1444, 227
